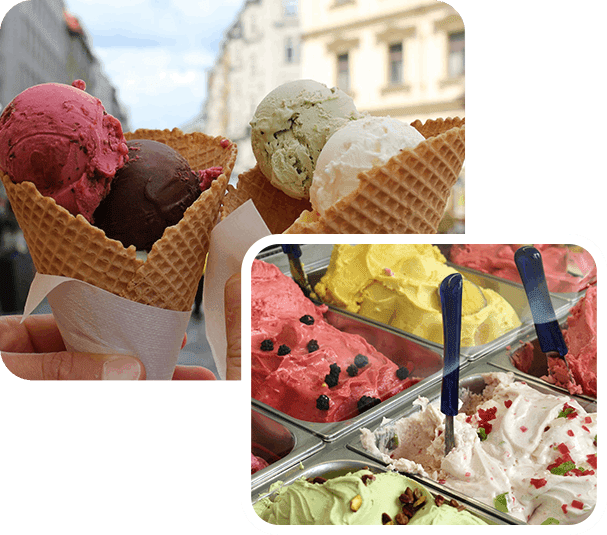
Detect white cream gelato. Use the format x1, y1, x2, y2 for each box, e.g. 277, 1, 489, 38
309, 116, 425, 216
360, 372, 597, 525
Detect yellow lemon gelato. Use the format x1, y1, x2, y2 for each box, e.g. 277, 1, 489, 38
315, 244, 521, 347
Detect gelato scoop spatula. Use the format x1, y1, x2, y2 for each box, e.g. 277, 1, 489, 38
514, 245, 573, 381
281, 244, 314, 298
440, 272, 463, 455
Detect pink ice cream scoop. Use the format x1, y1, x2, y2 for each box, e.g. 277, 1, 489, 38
251, 453, 269, 474
0, 81, 128, 222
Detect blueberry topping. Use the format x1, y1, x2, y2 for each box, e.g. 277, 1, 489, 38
396, 366, 410, 380
357, 395, 381, 414
329, 363, 341, 376
299, 314, 315, 325
260, 339, 274, 351
277, 344, 291, 356
325, 373, 339, 388
324, 362, 341, 387
354, 354, 369, 368
307, 339, 319, 352
316, 394, 330, 410
346, 364, 359, 377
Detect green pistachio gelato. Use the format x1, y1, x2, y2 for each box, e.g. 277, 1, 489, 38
253, 469, 488, 525
250, 79, 361, 199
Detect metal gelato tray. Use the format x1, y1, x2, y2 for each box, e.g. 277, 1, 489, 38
347, 362, 597, 525
251, 406, 324, 491
250, 453, 513, 525
252, 305, 449, 442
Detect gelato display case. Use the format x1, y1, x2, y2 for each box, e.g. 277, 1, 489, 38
251, 244, 597, 526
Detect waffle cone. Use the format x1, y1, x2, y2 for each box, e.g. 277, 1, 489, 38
284, 117, 464, 234
2, 128, 237, 311
221, 164, 311, 234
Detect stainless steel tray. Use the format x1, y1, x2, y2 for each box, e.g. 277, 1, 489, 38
348, 362, 597, 525
252, 305, 450, 442
251, 407, 324, 491
251, 455, 514, 525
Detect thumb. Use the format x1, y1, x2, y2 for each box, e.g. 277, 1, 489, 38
224, 272, 241, 380
1, 351, 146, 380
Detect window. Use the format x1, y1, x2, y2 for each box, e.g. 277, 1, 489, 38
388, 42, 403, 84
285, 37, 294, 63
337, 52, 350, 92
448, 31, 465, 77
283, 0, 297, 17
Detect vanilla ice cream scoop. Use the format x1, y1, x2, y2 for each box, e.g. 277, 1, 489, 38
309, 116, 425, 216
250, 79, 361, 199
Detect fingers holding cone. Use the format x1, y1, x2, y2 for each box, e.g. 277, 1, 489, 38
224, 272, 242, 381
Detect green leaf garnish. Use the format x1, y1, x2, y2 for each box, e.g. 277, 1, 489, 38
387, 435, 399, 450
541, 518, 560, 525
494, 493, 509, 512
558, 407, 576, 418
550, 461, 576, 475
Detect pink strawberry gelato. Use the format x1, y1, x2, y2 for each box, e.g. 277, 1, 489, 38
546, 285, 597, 396
251, 453, 269, 474
0, 81, 128, 222
511, 286, 597, 397
449, 245, 596, 293
251, 260, 423, 423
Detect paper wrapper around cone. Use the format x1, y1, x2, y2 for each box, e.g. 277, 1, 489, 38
1, 128, 237, 312
221, 117, 464, 234
22, 274, 191, 380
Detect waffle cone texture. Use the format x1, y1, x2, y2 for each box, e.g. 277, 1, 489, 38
222, 164, 312, 234
222, 117, 464, 234
1, 128, 237, 311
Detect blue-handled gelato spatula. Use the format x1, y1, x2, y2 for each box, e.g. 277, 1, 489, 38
514, 245, 572, 378
281, 244, 314, 298
440, 272, 463, 455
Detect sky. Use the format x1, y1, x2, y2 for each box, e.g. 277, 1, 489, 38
62, 0, 246, 130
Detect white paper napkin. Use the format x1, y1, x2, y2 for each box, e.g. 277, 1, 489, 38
203, 200, 270, 379
22, 274, 191, 380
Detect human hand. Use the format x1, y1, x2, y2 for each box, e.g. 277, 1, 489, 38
224, 272, 241, 380
0, 314, 216, 380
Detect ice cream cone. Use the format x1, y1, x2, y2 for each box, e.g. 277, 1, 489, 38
1, 128, 237, 311
221, 164, 312, 234
284, 117, 465, 234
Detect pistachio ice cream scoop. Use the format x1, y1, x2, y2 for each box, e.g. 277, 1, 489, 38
250, 79, 362, 199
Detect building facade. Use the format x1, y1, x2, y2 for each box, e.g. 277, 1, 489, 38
195, 0, 302, 177
300, 0, 464, 123
0, 0, 129, 129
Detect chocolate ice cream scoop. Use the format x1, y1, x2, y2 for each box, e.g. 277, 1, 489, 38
94, 139, 220, 252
